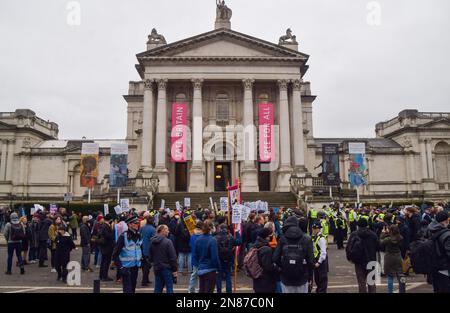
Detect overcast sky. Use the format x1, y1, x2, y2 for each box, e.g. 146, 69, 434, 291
1, 0, 449, 140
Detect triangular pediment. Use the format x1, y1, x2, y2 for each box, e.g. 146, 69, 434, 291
137, 28, 309, 60
419, 118, 450, 129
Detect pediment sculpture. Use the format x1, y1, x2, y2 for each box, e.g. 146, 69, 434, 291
216, 0, 232, 22
279, 28, 298, 45
147, 28, 167, 45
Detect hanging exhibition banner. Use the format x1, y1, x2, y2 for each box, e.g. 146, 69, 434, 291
258, 103, 275, 162
109, 143, 128, 188
322, 144, 340, 186
348, 143, 367, 187
171, 103, 188, 163
80, 143, 99, 188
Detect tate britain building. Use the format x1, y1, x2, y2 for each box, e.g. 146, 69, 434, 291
0, 4, 449, 208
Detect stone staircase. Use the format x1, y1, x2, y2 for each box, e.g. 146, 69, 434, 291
154, 192, 298, 209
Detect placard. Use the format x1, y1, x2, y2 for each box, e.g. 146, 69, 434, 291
241, 206, 251, 222
160, 199, 165, 210
120, 199, 130, 212
220, 197, 229, 212
175, 201, 182, 213
232, 205, 243, 224
114, 205, 123, 215
104, 204, 109, 216
50, 204, 58, 214
184, 214, 196, 235
184, 198, 191, 208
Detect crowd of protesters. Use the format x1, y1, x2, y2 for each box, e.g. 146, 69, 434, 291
1, 200, 449, 293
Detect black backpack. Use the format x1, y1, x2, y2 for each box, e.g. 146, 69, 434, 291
10, 224, 26, 241
346, 234, 367, 264
217, 234, 233, 262
410, 229, 448, 275
280, 240, 306, 280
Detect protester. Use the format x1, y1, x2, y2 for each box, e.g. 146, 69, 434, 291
150, 224, 178, 293
140, 213, 156, 286
194, 219, 220, 293
189, 221, 203, 293
427, 211, 450, 293
48, 215, 63, 273
273, 216, 314, 293
69, 211, 79, 240
113, 214, 143, 293
251, 227, 278, 293
215, 223, 241, 293
175, 213, 192, 274
4, 212, 25, 275
19, 216, 31, 265
380, 224, 404, 293
38, 212, 52, 268
346, 218, 380, 293
97, 214, 114, 281
55, 225, 75, 282
29, 213, 40, 264
80, 216, 93, 272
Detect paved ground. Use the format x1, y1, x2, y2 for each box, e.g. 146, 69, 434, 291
0, 234, 432, 293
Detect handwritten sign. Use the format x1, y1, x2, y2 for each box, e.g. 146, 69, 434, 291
120, 199, 130, 212
114, 205, 123, 215
220, 197, 229, 212
232, 205, 243, 224
184, 198, 191, 208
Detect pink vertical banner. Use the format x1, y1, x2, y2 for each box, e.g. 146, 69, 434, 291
171, 103, 188, 162
259, 103, 274, 162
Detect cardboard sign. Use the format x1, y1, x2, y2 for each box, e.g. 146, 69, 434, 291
175, 201, 182, 213
232, 205, 243, 224
184, 214, 196, 235
220, 197, 229, 212
120, 199, 130, 212
104, 204, 109, 216
184, 198, 191, 208
114, 205, 122, 215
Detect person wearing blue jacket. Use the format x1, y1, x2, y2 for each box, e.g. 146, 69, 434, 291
193, 219, 219, 293
188, 221, 204, 293
140, 214, 156, 286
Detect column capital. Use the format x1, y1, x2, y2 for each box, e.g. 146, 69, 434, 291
144, 79, 154, 90
157, 79, 168, 90
291, 79, 302, 91
242, 79, 255, 90
191, 78, 204, 90
277, 79, 289, 91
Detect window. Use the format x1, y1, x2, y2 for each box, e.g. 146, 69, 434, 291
216, 93, 229, 122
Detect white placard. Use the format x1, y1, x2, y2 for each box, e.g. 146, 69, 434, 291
30, 207, 36, 215
176, 201, 182, 212
120, 199, 130, 212
241, 206, 251, 222
104, 204, 109, 216
81, 142, 99, 155
348, 142, 366, 154
232, 205, 243, 224
114, 205, 122, 215
184, 198, 191, 208
160, 199, 165, 210
220, 197, 229, 212
110, 143, 128, 155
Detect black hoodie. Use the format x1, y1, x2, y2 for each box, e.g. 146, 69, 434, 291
252, 237, 278, 293
427, 221, 450, 271
347, 227, 380, 265
149, 234, 178, 272
273, 217, 314, 286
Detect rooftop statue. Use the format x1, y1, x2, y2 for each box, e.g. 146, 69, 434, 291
279, 28, 298, 45
216, 0, 232, 22
147, 28, 167, 45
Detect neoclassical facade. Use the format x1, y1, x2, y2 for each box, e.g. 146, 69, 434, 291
0, 4, 449, 206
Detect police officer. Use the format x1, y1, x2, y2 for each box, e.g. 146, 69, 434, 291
308, 207, 318, 235
311, 221, 328, 293
112, 214, 143, 293
348, 206, 357, 233
334, 212, 347, 250
318, 211, 329, 244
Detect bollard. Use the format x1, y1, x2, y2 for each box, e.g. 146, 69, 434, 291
399, 276, 406, 293
94, 279, 100, 293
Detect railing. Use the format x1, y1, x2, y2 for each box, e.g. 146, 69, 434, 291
312, 177, 324, 186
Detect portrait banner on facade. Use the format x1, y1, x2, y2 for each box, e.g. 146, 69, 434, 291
348, 143, 367, 187
80, 143, 99, 188
258, 103, 275, 162
171, 103, 188, 163
322, 144, 340, 186
109, 143, 128, 188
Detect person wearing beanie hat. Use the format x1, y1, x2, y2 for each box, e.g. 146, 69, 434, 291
3, 212, 26, 275
273, 215, 314, 293
426, 210, 450, 293
311, 219, 328, 293
346, 214, 380, 293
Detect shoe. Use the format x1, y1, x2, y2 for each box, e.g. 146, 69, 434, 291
20, 268, 25, 275
5, 271, 12, 275
39, 264, 48, 268
29, 260, 36, 264
51, 268, 57, 273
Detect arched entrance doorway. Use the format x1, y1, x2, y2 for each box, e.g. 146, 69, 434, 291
434, 141, 450, 184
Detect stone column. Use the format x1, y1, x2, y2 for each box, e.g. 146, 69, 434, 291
189, 79, 206, 192
276, 79, 292, 192
140, 79, 155, 175
426, 140, 434, 179
291, 79, 306, 173
0, 140, 7, 181
241, 79, 259, 192
154, 79, 170, 192
420, 140, 428, 179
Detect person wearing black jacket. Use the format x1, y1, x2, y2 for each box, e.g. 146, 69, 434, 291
175, 216, 192, 273
29, 214, 40, 263
55, 226, 75, 282
150, 224, 178, 293
273, 216, 314, 293
405, 206, 421, 245
80, 216, 92, 272
38, 213, 52, 267
97, 214, 114, 281
250, 216, 264, 245
252, 228, 278, 293
346, 218, 380, 293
